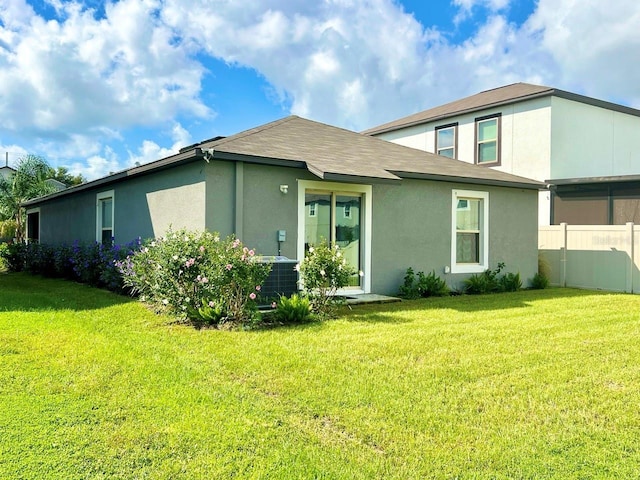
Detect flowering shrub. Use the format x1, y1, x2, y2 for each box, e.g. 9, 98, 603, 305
0, 239, 138, 292
297, 241, 357, 317
116, 229, 270, 326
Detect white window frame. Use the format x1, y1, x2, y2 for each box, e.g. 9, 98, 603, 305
475, 116, 500, 165
96, 190, 115, 244
297, 180, 372, 294
309, 202, 317, 217
451, 189, 489, 274
25, 207, 40, 244
435, 124, 457, 159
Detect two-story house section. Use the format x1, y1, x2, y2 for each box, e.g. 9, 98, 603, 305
363, 83, 640, 226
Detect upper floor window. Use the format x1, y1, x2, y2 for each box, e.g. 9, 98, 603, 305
96, 190, 114, 245
435, 123, 457, 159
475, 114, 501, 165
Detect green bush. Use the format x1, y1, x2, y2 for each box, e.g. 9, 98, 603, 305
298, 241, 356, 317
464, 263, 522, 295
0, 242, 25, 272
0, 243, 7, 271
398, 267, 420, 299
417, 270, 450, 297
530, 272, 550, 289
272, 294, 313, 323
117, 229, 270, 326
498, 272, 522, 292
1, 240, 138, 292
399, 268, 449, 298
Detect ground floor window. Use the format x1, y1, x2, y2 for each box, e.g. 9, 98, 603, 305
96, 190, 114, 245
451, 189, 489, 273
298, 180, 372, 293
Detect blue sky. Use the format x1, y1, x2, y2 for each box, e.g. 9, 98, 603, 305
1, 0, 639, 179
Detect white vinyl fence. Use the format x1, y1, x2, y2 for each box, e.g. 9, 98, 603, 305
538, 223, 640, 293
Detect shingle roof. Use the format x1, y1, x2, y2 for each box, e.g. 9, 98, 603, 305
200, 115, 542, 189
24, 115, 544, 206
362, 82, 640, 135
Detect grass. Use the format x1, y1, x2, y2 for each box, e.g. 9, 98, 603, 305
1, 273, 640, 479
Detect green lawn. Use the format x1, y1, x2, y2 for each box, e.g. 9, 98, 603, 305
1, 273, 639, 479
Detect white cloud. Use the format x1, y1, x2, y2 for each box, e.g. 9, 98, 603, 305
526, 0, 640, 106
68, 146, 121, 180
2, 0, 640, 179
126, 122, 192, 168
0, 0, 210, 137
0, 144, 28, 169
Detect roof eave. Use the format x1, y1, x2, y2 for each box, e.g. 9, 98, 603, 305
23, 148, 204, 207
364, 90, 555, 136
548, 174, 640, 186
391, 171, 546, 190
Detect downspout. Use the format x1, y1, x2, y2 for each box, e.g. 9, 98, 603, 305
235, 161, 244, 239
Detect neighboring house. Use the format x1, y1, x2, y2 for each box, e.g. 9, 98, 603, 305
44, 178, 68, 192
24, 116, 542, 295
363, 83, 640, 226
0, 165, 15, 180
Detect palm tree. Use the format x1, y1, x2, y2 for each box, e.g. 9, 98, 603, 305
0, 155, 57, 243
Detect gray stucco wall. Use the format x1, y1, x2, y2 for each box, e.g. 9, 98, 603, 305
33, 157, 538, 298
37, 161, 207, 245
38, 188, 97, 244
371, 179, 538, 295
236, 162, 316, 259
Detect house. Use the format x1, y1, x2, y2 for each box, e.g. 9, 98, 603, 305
24, 116, 542, 295
0, 165, 15, 180
363, 83, 640, 226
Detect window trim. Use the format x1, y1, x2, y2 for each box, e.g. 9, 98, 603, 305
26, 207, 40, 244
451, 189, 489, 274
474, 114, 501, 166
435, 122, 458, 159
297, 180, 372, 294
96, 190, 115, 244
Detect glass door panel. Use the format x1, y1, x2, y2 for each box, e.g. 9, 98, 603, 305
305, 192, 331, 251
336, 194, 361, 287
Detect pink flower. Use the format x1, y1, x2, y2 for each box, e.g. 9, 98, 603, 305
232, 239, 241, 248
255, 285, 261, 291
248, 249, 255, 257
199, 246, 205, 253
271, 302, 277, 309
249, 292, 256, 300
208, 301, 215, 308
225, 264, 233, 271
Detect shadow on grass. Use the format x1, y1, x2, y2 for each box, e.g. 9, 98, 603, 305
338, 288, 613, 324
0, 272, 134, 313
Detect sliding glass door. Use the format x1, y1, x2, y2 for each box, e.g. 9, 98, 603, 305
304, 190, 362, 287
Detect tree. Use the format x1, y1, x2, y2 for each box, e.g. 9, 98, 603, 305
48, 166, 85, 187
0, 155, 57, 243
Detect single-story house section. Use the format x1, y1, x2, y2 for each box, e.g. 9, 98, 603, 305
24, 116, 544, 295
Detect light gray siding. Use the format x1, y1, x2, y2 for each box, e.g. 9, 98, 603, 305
32, 158, 538, 297
239, 163, 316, 259
38, 161, 207, 245
371, 179, 538, 294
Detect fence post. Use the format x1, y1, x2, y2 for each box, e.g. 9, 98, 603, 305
627, 222, 634, 293
560, 222, 567, 287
